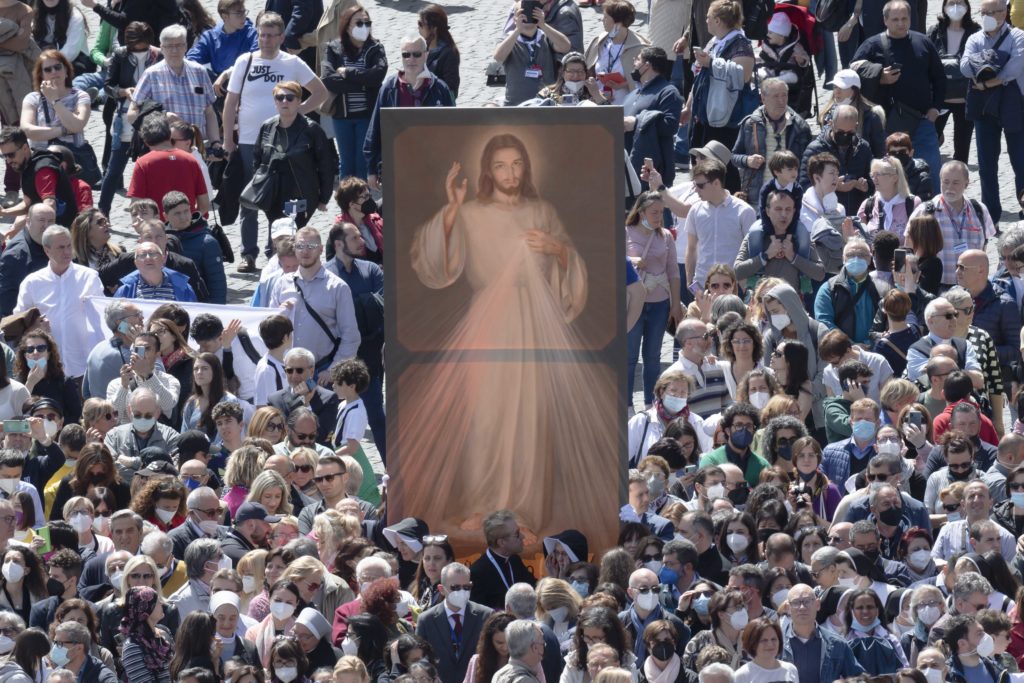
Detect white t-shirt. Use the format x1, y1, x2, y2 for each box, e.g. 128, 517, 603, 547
733, 660, 800, 683
226, 51, 316, 144
335, 398, 368, 447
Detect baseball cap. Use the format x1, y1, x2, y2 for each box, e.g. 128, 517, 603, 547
234, 502, 282, 525
827, 69, 861, 90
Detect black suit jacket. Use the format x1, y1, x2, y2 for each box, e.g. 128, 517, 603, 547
469, 550, 536, 610
167, 519, 228, 560
267, 386, 340, 445
415, 600, 493, 683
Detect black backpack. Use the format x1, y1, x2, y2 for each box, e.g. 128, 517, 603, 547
127, 100, 165, 161
743, 0, 776, 40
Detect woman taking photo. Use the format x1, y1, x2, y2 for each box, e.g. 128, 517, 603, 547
410, 535, 454, 609
130, 478, 186, 532
120, 586, 174, 683
626, 192, 682, 410
50, 444, 130, 520
466, 612, 514, 683
322, 5, 387, 180
419, 4, 460, 99
20, 50, 99, 185
250, 81, 336, 229
627, 369, 710, 468
148, 317, 195, 426
682, 0, 755, 191
734, 618, 798, 683
181, 353, 251, 442
791, 436, 841, 521
14, 331, 81, 424
70, 208, 120, 271
857, 157, 921, 242
928, 0, 979, 163
903, 216, 944, 294
0, 547, 46, 624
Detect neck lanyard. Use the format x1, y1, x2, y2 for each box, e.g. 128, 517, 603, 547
486, 549, 512, 590
603, 37, 625, 71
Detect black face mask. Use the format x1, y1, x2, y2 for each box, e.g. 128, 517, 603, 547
729, 484, 750, 506
756, 527, 776, 543
833, 130, 855, 146
651, 642, 674, 661
47, 577, 65, 598
776, 444, 793, 461
864, 548, 881, 564
892, 151, 911, 165
878, 505, 903, 527
949, 466, 974, 481
359, 198, 378, 215
630, 68, 643, 83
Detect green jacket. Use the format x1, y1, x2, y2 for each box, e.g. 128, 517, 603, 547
699, 445, 770, 488
90, 21, 114, 66
823, 397, 853, 444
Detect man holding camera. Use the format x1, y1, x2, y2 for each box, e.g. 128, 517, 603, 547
104, 331, 181, 426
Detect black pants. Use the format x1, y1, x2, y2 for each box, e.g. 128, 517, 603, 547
935, 101, 973, 163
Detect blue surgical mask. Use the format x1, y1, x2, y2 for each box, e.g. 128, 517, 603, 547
183, 477, 201, 491
852, 617, 880, 632
1012, 492, 1024, 508
26, 358, 47, 370
117, 320, 132, 334
570, 581, 590, 598
851, 420, 876, 442
692, 593, 710, 616
659, 566, 680, 586
49, 644, 70, 667
845, 257, 869, 277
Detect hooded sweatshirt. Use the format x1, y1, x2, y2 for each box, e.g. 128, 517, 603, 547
762, 282, 827, 428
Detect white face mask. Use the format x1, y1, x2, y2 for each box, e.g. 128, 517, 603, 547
70, 512, 93, 534
276, 666, 299, 683
43, 419, 58, 439
351, 25, 370, 41
608, 24, 620, 38
199, 520, 220, 536
980, 14, 1000, 31
729, 609, 749, 631
918, 605, 941, 626
822, 191, 839, 212
946, 3, 967, 19
975, 632, 995, 657
837, 576, 858, 588
770, 312, 791, 330
395, 598, 411, 617
908, 549, 931, 570
109, 570, 124, 591
155, 508, 176, 524
772, 588, 790, 608
644, 560, 663, 575
93, 515, 111, 535
269, 600, 295, 621
0, 635, 13, 655
0, 479, 17, 496
340, 637, 358, 656
563, 79, 584, 94
218, 554, 232, 571
836, 96, 853, 105
446, 588, 470, 609
634, 590, 659, 612
547, 606, 569, 623
749, 391, 770, 410
921, 668, 944, 683
876, 441, 901, 457
662, 395, 687, 413
242, 575, 257, 593
2, 561, 24, 584
706, 483, 725, 500
726, 532, 750, 554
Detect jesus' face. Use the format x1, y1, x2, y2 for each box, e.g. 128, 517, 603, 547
489, 147, 525, 196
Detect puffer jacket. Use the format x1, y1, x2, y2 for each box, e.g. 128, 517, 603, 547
321, 38, 387, 119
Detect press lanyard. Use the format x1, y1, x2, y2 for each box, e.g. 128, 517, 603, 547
487, 549, 512, 590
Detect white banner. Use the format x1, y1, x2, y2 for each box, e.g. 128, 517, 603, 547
82, 296, 282, 357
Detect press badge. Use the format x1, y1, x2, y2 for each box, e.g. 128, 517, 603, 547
525, 65, 543, 79
953, 242, 969, 255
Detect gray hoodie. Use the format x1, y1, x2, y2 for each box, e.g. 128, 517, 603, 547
762, 282, 828, 429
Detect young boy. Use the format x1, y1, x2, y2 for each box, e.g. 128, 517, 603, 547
756, 150, 802, 216
254, 314, 293, 406
331, 359, 379, 505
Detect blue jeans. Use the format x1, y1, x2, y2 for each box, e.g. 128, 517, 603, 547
628, 299, 671, 405
73, 71, 106, 101
975, 116, 1024, 223
98, 140, 128, 215
910, 117, 942, 196
332, 117, 370, 179
238, 143, 264, 259
816, 31, 838, 86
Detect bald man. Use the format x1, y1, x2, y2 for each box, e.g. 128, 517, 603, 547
779, 584, 865, 683
619, 568, 690, 663
954, 248, 1020, 429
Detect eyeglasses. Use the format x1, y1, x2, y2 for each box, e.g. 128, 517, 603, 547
313, 473, 341, 484
934, 312, 959, 320
52, 640, 77, 647
266, 422, 285, 432
42, 63, 64, 73
731, 338, 753, 346
401, 51, 424, 58
94, 217, 110, 226
274, 93, 297, 102
0, 516, 15, 525
0, 151, 19, 160
790, 598, 815, 609
354, 20, 372, 27
284, 367, 309, 374
135, 251, 162, 260
631, 586, 657, 594
639, 553, 662, 562
23, 344, 48, 354
195, 507, 223, 518
918, 600, 941, 609
956, 306, 975, 315
447, 583, 472, 591
294, 242, 320, 251
423, 534, 449, 544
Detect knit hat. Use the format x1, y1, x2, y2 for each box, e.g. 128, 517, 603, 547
767, 13, 792, 36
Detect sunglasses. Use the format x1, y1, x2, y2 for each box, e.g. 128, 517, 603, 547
401, 51, 424, 58
1007, 481, 1024, 491
353, 20, 372, 27
196, 507, 223, 517
284, 367, 309, 374
631, 586, 657, 594
266, 422, 285, 432
942, 503, 961, 512
103, 412, 117, 420
865, 473, 889, 482
24, 344, 48, 354
42, 63, 64, 73
313, 473, 341, 484
292, 431, 317, 441
274, 93, 297, 102
948, 462, 972, 471
935, 312, 959, 320
639, 553, 662, 563
294, 464, 313, 473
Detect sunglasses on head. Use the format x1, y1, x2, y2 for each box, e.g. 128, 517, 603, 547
274, 93, 297, 102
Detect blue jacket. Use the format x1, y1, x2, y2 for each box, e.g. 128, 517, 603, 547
186, 19, 258, 76
167, 214, 226, 303
364, 73, 454, 175
624, 75, 683, 188
972, 281, 1022, 376
843, 491, 932, 533
780, 621, 865, 683
822, 437, 876, 486
113, 267, 198, 302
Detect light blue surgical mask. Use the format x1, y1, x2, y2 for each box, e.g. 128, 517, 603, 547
49, 644, 70, 667
1011, 491, 1024, 508
692, 593, 710, 616
26, 358, 47, 370
852, 617, 880, 632
845, 257, 869, 277
570, 580, 590, 598
852, 420, 876, 442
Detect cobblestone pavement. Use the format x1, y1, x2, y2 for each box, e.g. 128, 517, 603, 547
8, 0, 1022, 446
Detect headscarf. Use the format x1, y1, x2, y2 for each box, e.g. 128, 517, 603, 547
119, 586, 173, 669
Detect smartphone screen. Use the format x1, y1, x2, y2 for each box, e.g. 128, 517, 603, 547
1, 420, 30, 433
908, 410, 924, 427
894, 248, 906, 273
38, 526, 52, 554
133, 345, 146, 356
522, 0, 541, 22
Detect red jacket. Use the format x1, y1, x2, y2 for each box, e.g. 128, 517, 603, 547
331, 597, 365, 645
932, 400, 999, 447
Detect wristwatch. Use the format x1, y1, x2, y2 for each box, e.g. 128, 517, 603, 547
657, 184, 667, 192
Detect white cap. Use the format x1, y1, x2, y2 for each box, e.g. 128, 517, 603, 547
271, 217, 297, 240
828, 69, 861, 90
767, 13, 792, 36
210, 591, 240, 614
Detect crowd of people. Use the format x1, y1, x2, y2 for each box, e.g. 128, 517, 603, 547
1, 0, 1024, 680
